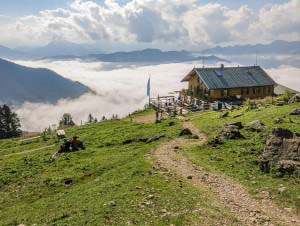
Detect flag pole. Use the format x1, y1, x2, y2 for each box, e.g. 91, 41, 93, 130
148, 74, 151, 106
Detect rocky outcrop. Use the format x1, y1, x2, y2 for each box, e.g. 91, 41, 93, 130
259, 128, 300, 174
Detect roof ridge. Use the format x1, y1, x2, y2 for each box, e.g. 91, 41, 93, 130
195, 65, 260, 70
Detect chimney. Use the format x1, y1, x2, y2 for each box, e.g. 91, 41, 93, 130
220, 64, 224, 69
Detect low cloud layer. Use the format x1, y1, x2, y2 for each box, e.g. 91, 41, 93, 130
13, 59, 300, 132
1, 0, 300, 48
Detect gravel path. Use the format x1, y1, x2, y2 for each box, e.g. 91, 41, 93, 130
3, 144, 55, 157
153, 121, 300, 226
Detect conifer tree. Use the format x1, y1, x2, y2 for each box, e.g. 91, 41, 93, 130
87, 113, 94, 123
0, 105, 22, 139
59, 113, 75, 128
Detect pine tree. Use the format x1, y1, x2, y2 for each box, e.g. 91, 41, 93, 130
59, 113, 75, 128
0, 105, 22, 139
87, 113, 94, 124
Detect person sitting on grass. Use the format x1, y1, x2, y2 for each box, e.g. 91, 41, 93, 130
52, 138, 72, 157
71, 136, 86, 151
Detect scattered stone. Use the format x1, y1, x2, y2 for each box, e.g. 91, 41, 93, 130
274, 118, 283, 124
290, 108, 300, 115
245, 120, 266, 132
179, 128, 193, 136
278, 187, 286, 193
187, 175, 193, 179
217, 123, 244, 140
224, 121, 243, 129
220, 111, 229, 118
276, 101, 285, 106
64, 178, 73, 185
161, 209, 168, 213
146, 135, 166, 143
259, 128, 300, 174
168, 121, 176, 126
147, 195, 155, 199
276, 160, 300, 175
107, 201, 116, 207
232, 113, 243, 118
123, 137, 148, 144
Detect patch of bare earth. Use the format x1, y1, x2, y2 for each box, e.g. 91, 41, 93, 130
152, 121, 300, 226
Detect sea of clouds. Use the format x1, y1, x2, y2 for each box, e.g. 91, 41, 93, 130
13, 59, 300, 131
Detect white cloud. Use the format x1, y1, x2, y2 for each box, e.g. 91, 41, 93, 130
1, 0, 299, 48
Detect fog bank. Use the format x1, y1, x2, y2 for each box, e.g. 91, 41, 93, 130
13, 60, 300, 131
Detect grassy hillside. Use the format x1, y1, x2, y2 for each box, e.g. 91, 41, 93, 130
182, 104, 300, 211
0, 118, 234, 225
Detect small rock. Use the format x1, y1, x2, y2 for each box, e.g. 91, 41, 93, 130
276, 101, 285, 106
274, 118, 283, 124
64, 178, 73, 185
147, 195, 155, 199
245, 120, 266, 132
187, 175, 193, 179
107, 201, 116, 207
179, 128, 193, 136
232, 113, 243, 118
220, 111, 229, 118
278, 187, 286, 193
161, 209, 168, 213
290, 108, 300, 115
168, 121, 176, 126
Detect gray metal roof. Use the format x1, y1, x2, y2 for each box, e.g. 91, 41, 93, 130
186, 66, 276, 89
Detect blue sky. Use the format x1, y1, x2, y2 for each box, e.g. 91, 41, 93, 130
0, 0, 289, 16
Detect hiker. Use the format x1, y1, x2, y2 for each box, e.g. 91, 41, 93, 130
71, 136, 86, 151
52, 138, 72, 157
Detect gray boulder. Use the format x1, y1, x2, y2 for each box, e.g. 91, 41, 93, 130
218, 123, 244, 140
245, 120, 266, 132
259, 128, 300, 174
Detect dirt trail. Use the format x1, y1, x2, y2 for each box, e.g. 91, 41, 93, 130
153, 121, 300, 226
2, 145, 55, 157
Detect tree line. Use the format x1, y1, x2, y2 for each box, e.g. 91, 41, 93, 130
0, 104, 121, 140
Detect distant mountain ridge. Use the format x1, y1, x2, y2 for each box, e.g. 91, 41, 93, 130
0, 58, 90, 105
46, 48, 229, 63
203, 40, 300, 55
0, 45, 25, 59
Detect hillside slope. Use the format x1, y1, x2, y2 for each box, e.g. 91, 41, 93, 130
185, 104, 300, 212
0, 58, 90, 104
0, 117, 235, 225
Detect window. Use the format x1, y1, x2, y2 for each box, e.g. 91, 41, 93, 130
253, 88, 256, 94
